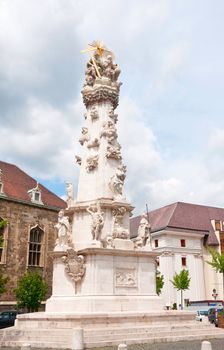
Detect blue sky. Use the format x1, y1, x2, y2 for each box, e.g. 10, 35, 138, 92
1, 0, 224, 214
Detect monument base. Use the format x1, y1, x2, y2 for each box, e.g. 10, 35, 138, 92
46, 247, 163, 313
1, 310, 224, 349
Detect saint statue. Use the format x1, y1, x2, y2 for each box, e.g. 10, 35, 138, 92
66, 182, 74, 208
87, 202, 104, 241
135, 213, 151, 248
55, 210, 71, 250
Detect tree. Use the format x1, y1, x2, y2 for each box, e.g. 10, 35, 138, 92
14, 271, 48, 312
170, 269, 190, 310
156, 272, 164, 296
0, 219, 8, 229
206, 247, 224, 300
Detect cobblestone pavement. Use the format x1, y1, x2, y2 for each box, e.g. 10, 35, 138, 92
1, 340, 224, 350
90, 339, 224, 350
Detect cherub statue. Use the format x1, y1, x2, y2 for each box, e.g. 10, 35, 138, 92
106, 144, 122, 160
75, 155, 82, 165
108, 107, 118, 123
100, 120, 117, 144
87, 202, 104, 241
84, 61, 97, 87
103, 55, 121, 82
79, 127, 89, 146
86, 154, 99, 171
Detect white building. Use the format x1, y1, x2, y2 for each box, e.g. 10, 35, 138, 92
131, 201, 224, 307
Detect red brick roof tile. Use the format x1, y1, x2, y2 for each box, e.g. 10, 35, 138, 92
131, 202, 222, 246
0, 161, 66, 210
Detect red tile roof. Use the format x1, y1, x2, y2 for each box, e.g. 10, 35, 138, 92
130, 202, 223, 246
0, 161, 66, 210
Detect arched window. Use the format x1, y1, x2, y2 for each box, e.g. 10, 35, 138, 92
28, 226, 44, 266
0, 217, 7, 262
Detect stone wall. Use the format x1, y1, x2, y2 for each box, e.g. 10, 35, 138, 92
0, 198, 60, 304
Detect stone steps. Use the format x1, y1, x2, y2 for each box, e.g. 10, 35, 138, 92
1, 313, 224, 349
83, 323, 224, 345
0, 328, 72, 348
85, 332, 224, 349
84, 322, 214, 337
1, 323, 224, 349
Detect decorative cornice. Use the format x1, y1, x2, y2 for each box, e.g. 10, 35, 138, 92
66, 198, 134, 215
78, 247, 158, 258
82, 83, 119, 109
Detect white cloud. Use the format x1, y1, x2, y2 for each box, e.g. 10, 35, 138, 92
209, 128, 224, 150
1, 0, 224, 214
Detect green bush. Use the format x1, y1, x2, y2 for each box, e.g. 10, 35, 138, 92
14, 271, 48, 312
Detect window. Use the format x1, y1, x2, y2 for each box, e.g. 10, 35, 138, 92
27, 183, 43, 205
156, 257, 160, 267
34, 192, 40, 202
28, 226, 44, 266
215, 221, 221, 231
154, 239, 159, 248
181, 257, 187, 267
180, 239, 186, 247
0, 218, 7, 263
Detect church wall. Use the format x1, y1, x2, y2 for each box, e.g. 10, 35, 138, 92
0, 198, 59, 305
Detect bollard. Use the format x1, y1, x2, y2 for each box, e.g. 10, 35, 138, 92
72, 328, 84, 350
21, 344, 31, 350
201, 340, 212, 350
118, 344, 128, 350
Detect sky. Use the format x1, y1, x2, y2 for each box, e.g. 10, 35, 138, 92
1, 0, 224, 215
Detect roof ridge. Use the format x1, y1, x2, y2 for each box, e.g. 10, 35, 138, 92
166, 202, 179, 226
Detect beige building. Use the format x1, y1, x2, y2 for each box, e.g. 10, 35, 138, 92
131, 202, 224, 307
0, 160, 66, 308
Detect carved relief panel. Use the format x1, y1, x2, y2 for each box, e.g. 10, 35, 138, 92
115, 268, 137, 288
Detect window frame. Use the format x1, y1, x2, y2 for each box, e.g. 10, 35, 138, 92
181, 256, 187, 267
180, 239, 186, 247
28, 225, 44, 267
0, 217, 8, 264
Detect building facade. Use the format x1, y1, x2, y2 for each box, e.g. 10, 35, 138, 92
0, 161, 66, 308
131, 202, 224, 307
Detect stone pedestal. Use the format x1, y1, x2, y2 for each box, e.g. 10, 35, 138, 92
46, 248, 163, 313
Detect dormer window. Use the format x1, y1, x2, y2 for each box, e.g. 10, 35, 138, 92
28, 183, 43, 205
215, 220, 221, 231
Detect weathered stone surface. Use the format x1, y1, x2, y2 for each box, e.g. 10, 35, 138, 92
0, 198, 60, 304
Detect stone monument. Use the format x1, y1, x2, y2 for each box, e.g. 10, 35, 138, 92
46, 40, 162, 313
1, 41, 222, 349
